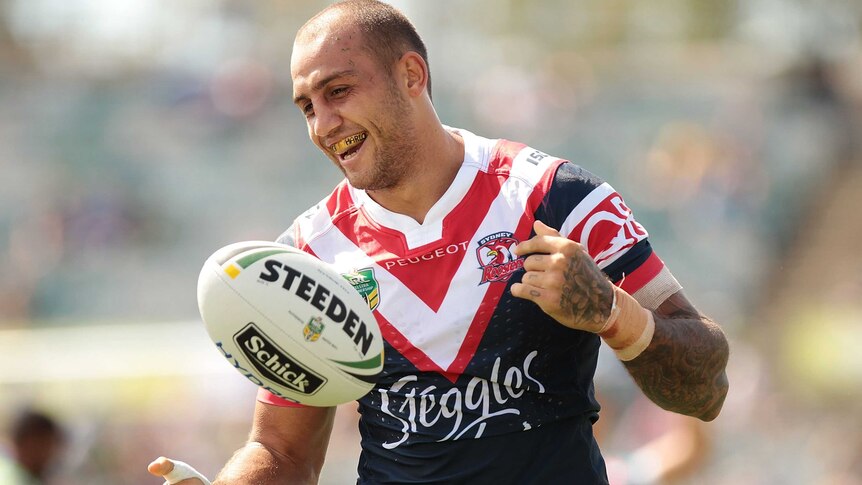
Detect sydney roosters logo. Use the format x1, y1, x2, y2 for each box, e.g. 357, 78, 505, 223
476, 232, 523, 284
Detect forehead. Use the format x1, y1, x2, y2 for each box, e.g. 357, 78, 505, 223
291, 21, 373, 90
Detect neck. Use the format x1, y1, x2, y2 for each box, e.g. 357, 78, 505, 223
365, 125, 464, 224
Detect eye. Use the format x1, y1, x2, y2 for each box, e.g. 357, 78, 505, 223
301, 103, 314, 117
330, 86, 349, 98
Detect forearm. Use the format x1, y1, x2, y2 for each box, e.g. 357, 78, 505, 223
214, 441, 319, 485
621, 314, 729, 421
508, 222, 730, 420
212, 401, 335, 484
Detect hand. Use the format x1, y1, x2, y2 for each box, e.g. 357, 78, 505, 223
511, 220, 614, 333
148, 456, 211, 485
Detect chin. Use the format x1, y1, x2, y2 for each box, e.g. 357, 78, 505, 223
348, 176, 390, 191
344, 173, 371, 189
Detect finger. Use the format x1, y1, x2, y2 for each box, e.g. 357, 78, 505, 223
511, 282, 567, 323
513, 235, 564, 257
510, 281, 561, 313
521, 271, 542, 287
522, 252, 564, 272
533, 219, 562, 237
148, 457, 174, 477
510, 282, 536, 302
148, 457, 211, 485
521, 269, 565, 290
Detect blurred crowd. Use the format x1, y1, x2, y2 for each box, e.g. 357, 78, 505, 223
1, 0, 861, 483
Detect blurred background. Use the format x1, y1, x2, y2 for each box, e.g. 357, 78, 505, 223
1, 0, 860, 483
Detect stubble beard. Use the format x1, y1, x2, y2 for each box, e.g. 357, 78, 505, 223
347, 81, 417, 192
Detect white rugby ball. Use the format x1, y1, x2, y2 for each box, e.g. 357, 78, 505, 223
197, 240, 384, 406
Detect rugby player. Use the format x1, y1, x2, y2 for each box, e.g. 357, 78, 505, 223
150, 1, 729, 483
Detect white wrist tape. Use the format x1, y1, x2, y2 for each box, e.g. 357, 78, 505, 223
597, 288, 621, 334
162, 460, 212, 485
599, 286, 655, 361
614, 312, 655, 361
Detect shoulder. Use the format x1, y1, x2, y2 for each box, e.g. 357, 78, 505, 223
550, 161, 606, 192
484, 139, 603, 196
277, 180, 358, 248
449, 127, 597, 191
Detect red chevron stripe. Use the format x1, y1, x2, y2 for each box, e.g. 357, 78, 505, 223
443, 156, 564, 379
327, 141, 526, 312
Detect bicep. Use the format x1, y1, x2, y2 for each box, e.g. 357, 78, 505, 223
250, 401, 336, 473
654, 289, 702, 320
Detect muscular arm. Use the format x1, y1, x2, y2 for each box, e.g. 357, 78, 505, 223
622, 291, 729, 421
512, 220, 729, 422
213, 402, 336, 484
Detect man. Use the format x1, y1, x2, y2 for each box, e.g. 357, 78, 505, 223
0, 409, 65, 484
150, 1, 729, 483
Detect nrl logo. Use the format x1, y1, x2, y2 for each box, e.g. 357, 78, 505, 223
341, 268, 381, 311
303, 316, 325, 342
476, 231, 523, 285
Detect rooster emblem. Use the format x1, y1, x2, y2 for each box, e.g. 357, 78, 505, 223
476, 232, 523, 284
484, 243, 515, 266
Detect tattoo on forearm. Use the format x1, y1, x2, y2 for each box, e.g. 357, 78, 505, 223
623, 314, 729, 420
560, 252, 613, 329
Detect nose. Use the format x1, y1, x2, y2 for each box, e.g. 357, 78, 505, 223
311, 102, 342, 140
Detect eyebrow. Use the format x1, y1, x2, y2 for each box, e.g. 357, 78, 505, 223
293, 69, 358, 105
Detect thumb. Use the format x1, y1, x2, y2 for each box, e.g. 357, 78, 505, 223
148, 456, 211, 485
148, 457, 174, 477
533, 220, 561, 237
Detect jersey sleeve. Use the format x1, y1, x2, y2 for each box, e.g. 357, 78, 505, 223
275, 223, 297, 247
541, 162, 682, 310
256, 387, 306, 407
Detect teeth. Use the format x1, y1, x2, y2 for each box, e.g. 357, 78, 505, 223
329, 132, 368, 155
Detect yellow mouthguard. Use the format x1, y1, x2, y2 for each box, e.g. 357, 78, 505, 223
329, 132, 368, 154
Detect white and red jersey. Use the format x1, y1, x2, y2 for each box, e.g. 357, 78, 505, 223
261, 128, 681, 483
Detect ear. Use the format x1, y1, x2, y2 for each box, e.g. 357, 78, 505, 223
398, 51, 429, 98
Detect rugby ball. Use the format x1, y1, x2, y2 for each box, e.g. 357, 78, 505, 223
197, 241, 384, 406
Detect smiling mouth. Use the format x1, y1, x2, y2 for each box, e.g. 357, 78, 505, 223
329, 132, 368, 156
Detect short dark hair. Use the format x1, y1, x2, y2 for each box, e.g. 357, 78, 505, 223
10, 409, 63, 445
304, 0, 432, 100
